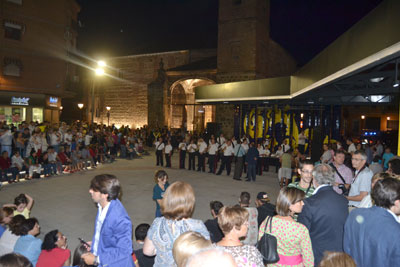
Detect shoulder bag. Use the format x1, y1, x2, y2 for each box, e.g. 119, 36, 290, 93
256, 216, 280, 264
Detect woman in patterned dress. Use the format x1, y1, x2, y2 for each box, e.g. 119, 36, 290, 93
258, 187, 314, 267
216, 206, 264, 267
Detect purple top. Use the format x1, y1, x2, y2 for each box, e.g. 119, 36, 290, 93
332, 163, 353, 194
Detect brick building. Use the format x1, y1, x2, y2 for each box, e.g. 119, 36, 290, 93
89, 0, 295, 135
0, 0, 80, 124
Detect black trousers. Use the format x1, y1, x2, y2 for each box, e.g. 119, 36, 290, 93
165, 154, 171, 167
156, 150, 163, 166
257, 158, 264, 175
188, 152, 196, 170
208, 154, 216, 173
179, 150, 186, 169
197, 153, 205, 171
217, 155, 232, 175
243, 155, 247, 173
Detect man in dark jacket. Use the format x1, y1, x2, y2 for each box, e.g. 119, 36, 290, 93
255, 192, 276, 226
245, 142, 259, 182
204, 201, 224, 243
298, 164, 349, 266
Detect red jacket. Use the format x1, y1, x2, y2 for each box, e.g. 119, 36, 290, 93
0, 157, 11, 170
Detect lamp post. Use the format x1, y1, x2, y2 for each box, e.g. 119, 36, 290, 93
90, 60, 106, 125
78, 103, 84, 122
106, 106, 111, 126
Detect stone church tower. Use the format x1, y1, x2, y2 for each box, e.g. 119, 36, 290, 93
216, 0, 297, 136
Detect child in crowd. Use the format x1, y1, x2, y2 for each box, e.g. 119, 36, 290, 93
3, 194, 34, 219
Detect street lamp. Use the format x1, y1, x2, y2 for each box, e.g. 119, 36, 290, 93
78, 103, 84, 122
90, 60, 106, 125
106, 106, 111, 126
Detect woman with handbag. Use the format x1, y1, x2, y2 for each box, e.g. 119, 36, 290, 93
216, 206, 264, 267
258, 187, 314, 267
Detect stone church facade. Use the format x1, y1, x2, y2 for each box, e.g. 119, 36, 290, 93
92, 0, 296, 136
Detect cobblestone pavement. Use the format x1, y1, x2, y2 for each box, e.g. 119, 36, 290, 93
0, 152, 280, 251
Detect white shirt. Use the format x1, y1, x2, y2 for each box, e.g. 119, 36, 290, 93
298, 133, 306, 145
242, 143, 249, 153
281, 144, 291, 153
11, 155, 25, 168
50, 133, 60, 146
85, 135, 93, 146
348, 143, 356, 154
222, 144, 234, 156
64, 133, 73, 145
198, 142, 207, 154
0, 130, 13, 146
155, 141, 165, 150
258, 147, 266, 157
48, 152, 58, 162
188, 144, 197, 153
164, 144, 173, 154
178, 142, 187, 151
217, 137, 226, 146
208, 143, 218, 155
93, 202, 111, 256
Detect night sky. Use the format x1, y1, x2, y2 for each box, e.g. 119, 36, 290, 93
77, 0, 382, 66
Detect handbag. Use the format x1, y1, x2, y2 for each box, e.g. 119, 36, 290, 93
256, 216, 280, 264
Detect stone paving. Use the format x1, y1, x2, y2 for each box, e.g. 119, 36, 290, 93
0, 152, 280, 251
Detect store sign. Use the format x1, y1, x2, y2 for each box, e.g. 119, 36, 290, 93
49, 96, 59, 107
11, 97, 30, 106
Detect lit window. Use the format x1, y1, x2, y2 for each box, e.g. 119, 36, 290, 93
4, 21, 23, 40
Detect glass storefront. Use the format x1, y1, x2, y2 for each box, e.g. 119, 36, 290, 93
32, 108, 43, 123
0, 106, 26, 125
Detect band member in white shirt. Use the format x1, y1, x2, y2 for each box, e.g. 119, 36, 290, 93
217, 133, 226, 148
216, 140, 234, 175
154, 137, 165, 166
164, 139, 173, 168
197, 138, 208, 172
207, 139, 219, 173
187, 140, 197, 171
178, 138, 187, 169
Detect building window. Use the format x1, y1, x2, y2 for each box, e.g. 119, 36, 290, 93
6, 0, 22, 5
4, 21, 23, 40
3, 58, 23, 77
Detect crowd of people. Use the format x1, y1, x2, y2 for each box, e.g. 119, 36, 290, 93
0, 121, 151, 186
1, 120, 400, 267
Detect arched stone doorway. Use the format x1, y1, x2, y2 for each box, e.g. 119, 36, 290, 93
170, 78, 215, 132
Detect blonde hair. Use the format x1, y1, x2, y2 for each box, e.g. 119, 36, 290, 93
217, 206, 249, 234
276, 187, 305, 216
161, 181, 195, 220
173, 231, 212, 267
319, 252, 356, 267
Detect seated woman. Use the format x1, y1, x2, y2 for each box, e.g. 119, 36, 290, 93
216, 206, 264, 267
13, 218, 42, 266
173, 231, 212, 267
143, 181, 210, 267
258, 187, 314, 267
0, 215, 25, 255
36, 230, 70, 267
28, 151, 41, 179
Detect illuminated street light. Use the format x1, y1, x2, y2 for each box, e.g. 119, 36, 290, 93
106, 106, 111, 126
361, 115, 365, 119
387, 116, 391, 120
98, 60, 106, 67
77, 103, 84, 109
95, 68, 104, 76
60, 106, 63, 110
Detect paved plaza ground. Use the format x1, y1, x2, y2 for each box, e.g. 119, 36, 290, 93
0, 152, 280, 251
